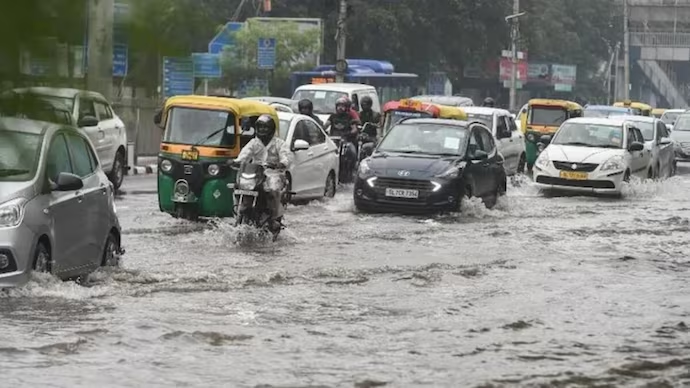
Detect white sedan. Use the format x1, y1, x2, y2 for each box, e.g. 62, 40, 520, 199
533, 117, 650, 195
616, 115, 676, 178
277, 112, 339, 200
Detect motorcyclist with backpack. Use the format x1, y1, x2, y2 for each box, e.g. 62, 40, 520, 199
358, 96, 381, 160
230, 114, 292, 229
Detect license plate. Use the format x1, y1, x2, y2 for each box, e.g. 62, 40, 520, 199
559, 171, 588, 180
234, 189, 258, 196
181, 149, 199, 161
385, 188, 419, 198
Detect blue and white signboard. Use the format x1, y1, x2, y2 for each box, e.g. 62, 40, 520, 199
163, 57, 195, 98
113, 44, 128, 77
427, 72, 447, 96
192, 53, 221, 78
208, 22, 244, 54
257, 38, 276, 70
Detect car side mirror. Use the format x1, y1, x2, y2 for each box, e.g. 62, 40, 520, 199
628, 141, 644, 152
153, 109, 164, 128
660, 137, 673, 145
78, 115, 99, 127
293, 139, 310, 151
51, 172, 84, 191
470, 149, 489, 161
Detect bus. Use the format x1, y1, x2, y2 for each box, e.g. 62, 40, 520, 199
290, 59, 420, 104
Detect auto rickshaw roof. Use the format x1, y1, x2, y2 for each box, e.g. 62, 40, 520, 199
614, 101, 652, 110
163, 95, 279, 124
383, 99, 440, 114
528, 99, 583, 110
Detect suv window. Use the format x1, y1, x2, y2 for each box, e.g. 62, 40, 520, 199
507, 115, 518, 132
66, 134, 95, 177
496, 115, 508, 136
633, 128, 645, 144
95, 101, 113, 121
305, 120, 326, 145
46, 134, 73, 182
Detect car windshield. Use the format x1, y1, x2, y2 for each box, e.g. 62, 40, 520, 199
291, 90, 347, 115
529, 106, 567, 126
278, 119, 290, 140
661, 112, 681, 125
0, 94, 73, 125
552, 122, 624, 148
674, 115, 690, 131
378, 123, 468, 156
628, 121, 654, 141
163, 107, 236, 146
584, 108, 629, 118
0, 129, 42, 181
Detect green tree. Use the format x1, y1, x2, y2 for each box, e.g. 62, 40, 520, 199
221, 19, 320, 96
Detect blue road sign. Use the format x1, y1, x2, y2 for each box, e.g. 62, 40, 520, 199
192, 53, 221, 78
427, 72, 447, 95
209, 22, 244, 54
257, 38, 276, 70
163, 57, 195, 98
113, 44, 128, 77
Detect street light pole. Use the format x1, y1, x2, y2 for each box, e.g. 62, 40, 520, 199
335, 0, 347, 83
623, 0, 630, 100
508, 0, 521, 112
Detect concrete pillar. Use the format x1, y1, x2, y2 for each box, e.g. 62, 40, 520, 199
86, 0, 114, 99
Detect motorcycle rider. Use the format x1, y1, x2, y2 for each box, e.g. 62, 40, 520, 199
483, 97, 496, 108
358, 95, 381, 160
231, 114, 292, 229
324, 96, 360, 170
297, 98, 324, 128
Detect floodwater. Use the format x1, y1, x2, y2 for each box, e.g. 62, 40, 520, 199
2, 167, 690, 387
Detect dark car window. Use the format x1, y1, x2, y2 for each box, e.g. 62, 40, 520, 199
507, 116, 518, 132
78, 98, 97, 120
468, 129, 482, 157
47, 133, 73, 182
0, 130, 42, 182
95, 101, 113, 121
656, 121, 667, 139
293, 120, 311, 144
478, 127, 495, 153
634, 128, 645, 144
305, 120, 326, 145
496, 115, 508, 136
66, 134, 96, 177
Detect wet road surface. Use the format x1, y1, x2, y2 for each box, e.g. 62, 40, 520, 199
3, 166, 690, 387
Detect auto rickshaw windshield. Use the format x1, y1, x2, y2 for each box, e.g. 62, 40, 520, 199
529, 106, 568, 126
164, 107, 236, 146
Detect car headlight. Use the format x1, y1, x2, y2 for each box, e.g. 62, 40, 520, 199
359, 159, 371, 176
436, 166, 460, 179
600, 155, 625, 172
208, 164, 220, 176
0, 198, 27, 228
160, 159, 173, 172
535, 152, 550, 170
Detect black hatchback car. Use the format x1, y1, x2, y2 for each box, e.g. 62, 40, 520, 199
353, 118, 506, 213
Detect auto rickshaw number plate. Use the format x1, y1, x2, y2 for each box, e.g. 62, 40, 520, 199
182, 149, 199, 161
559, 171, 588, 180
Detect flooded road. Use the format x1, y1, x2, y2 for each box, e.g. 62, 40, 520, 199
3, 166, 690, 387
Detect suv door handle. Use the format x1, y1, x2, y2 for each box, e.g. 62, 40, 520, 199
76, 191, 84, 203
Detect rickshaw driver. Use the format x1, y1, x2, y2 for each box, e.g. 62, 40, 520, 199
229, 114, 292, 229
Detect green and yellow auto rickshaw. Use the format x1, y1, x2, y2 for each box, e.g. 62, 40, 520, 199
153, 96, 280, 220
520, 99, 583, 170
614, 100, 652, 116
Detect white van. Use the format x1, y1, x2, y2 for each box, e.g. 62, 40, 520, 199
291, 83, 381, 124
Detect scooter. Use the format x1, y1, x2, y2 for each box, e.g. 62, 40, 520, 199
232, 162, 288, 241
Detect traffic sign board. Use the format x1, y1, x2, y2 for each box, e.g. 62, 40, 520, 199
163, 57, 194, 98
257, 38, 276, 70
192, 53, 221, 78
209, 22, 244, 54
113, 44, 128, 77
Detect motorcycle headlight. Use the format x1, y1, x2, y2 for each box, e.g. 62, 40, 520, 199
238, 177, 257, 190
0, 198, 26, 228
208, 164, 220, 176
600, 155, 625, 172
160, 159, 173, 172
359, 159, 371, 176
436, 166, 460, 179
535, 152, 550, 170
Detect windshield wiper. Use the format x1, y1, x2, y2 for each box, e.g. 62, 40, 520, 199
192, 127, 226, 147
386, 149, 424, 154
0, 169, 29, 177
559, 142, 593, 147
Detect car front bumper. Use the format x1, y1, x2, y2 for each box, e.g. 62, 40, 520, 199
0, 224, 38, 288
353, 175, 461, 213
533, 163, 624, 194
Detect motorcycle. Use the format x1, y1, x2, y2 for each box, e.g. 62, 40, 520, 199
330, 135, 357, 184
357, 122, 379, 162
231, 162, 288, 241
